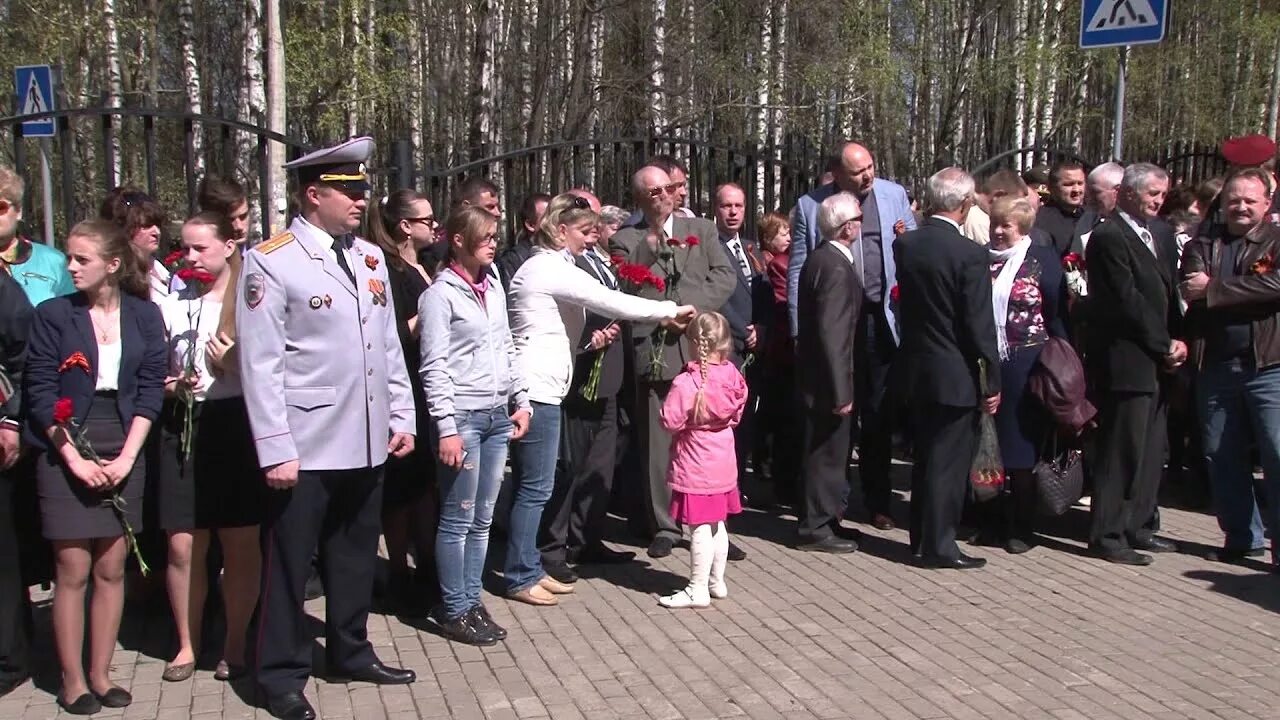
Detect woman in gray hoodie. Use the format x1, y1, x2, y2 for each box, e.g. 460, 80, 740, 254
418, 206, 531, 646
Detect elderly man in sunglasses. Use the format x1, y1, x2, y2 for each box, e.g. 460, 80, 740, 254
609, 165, 738, 559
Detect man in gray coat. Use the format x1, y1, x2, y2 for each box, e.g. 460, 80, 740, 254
610, 165, 737, 558
238, 137, 417, 720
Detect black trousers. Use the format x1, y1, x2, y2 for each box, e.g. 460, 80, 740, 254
638, 381, 679, 541
799, 410, 854, 542
855, 303, 897, 516
1090, 391, 1165, 553
0, 470, 31, 682
909, 403, 978, 561
540, 395, 618, 563
255, 468, 383, 695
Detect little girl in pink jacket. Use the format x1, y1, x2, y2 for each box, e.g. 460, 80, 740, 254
659, 312, 748, 609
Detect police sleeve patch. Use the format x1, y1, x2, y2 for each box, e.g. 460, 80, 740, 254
245, 272, 266, 309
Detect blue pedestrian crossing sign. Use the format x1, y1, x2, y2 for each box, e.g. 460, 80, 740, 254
1080, 0, 1169, 50
14, 65, 56, 137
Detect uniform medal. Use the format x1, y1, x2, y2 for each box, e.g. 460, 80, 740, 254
368, 278, 387, 306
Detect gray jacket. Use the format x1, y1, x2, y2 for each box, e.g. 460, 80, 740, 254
418, 267, 530, 437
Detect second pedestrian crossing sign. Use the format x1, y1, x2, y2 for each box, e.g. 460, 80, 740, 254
1080, 0, 1169, 50
14, 65, 56, 137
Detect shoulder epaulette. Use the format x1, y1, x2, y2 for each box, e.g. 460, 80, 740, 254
257, 231, 295, 255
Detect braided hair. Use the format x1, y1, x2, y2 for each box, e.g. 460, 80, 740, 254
687, 312, 733, 424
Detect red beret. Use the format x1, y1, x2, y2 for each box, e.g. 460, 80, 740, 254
1221, 134, 1277, 167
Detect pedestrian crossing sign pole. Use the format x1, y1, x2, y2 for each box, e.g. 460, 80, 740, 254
14, 65, 56, 137
1079, 1, 1170, 160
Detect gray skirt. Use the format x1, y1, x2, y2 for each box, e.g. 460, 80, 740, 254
37, 393, 145, 541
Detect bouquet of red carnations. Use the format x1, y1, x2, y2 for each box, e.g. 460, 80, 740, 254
970, 360, 1005, 502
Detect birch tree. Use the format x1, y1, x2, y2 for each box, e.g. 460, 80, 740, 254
178, 0, 204, 179
102, 0, 124, 184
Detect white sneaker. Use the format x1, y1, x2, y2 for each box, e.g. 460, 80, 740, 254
659, 587, 711, 608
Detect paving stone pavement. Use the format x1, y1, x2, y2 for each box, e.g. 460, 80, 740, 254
2, 497, 1277, 720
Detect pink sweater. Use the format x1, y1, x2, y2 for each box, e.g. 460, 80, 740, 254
660, 360, 748, 495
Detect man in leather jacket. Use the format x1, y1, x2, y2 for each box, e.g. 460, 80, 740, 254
1181, 167, 1280, 567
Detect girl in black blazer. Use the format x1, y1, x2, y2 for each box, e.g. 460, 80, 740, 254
24, 219, 165, 715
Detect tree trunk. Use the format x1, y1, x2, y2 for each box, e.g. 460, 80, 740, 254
468, 0, 494, 160
265, 0, 287, 234
755, 0, 774, 196
408, 4, 424, 162
239, 0, 266, 243
178, 0, 205, 179
650, 0, 667, 131
1012, 0, 1027, 168
1268, 36, 1280, 139
102, 0, 124, 184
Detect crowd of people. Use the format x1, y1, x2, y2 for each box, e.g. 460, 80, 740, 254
0, 129, 1277, 720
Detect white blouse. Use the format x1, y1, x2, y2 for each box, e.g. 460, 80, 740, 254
160, 290, 241, 401
95, 340, 121, 391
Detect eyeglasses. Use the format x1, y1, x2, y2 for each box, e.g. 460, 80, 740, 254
481, 233, 499, 245
405, 216, 437, 228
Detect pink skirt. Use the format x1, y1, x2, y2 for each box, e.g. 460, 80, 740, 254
669, 489, 742, 526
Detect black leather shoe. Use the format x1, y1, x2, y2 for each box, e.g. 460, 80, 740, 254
436, 609, 498, 646
1004, 538, 1032, 555
57, 692, 102, 715
543, 560, 579, 584
304, 572, 325, 601
1207, 547, 1265, 564
266, 690, 316, 720
920, 553, 987, 570
871, 513, 896, 531
1097, 548, 1153, 566
797, 536, 857, 554
468, 604, 507, 641
1131, 536, 1176, 553
834, 525, 864, 543
572, 543, 636, 564
93, 686, 132, 708
647, 536, 675, 559
336, 662, 416, 685
727, 541, 747, 561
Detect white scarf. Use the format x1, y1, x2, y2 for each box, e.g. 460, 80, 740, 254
990, 237, 1032, 361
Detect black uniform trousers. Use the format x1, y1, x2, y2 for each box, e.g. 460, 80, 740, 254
255, 467, 382, 695
1090, 391, 1165, 553
909, 403, 978, 561
799, 410, 854, 542
540, 395, 619, 563
0, 470, 32, 684
855, 303, 897, 517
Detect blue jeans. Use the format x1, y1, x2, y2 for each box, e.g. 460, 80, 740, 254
505, 402, 562, 593
1198, 357, 1280, 551
435, 407, 513, 618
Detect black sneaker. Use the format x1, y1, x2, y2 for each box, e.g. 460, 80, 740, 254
434, 607, 497, 647
468, 604, 507, 641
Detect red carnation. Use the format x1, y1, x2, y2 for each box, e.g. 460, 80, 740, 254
365, 255, 379, 270
52, 397, 74, 425
609, 252, 626, 266
193, 270, 216, 285
889, 285, 900, 303
685, 235, 699, 247
163, 250, 184, 267
176, 267, 196, 281
1062, 253, 1085, 271
651, 276, 666, 292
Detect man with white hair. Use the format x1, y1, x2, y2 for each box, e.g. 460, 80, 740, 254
1070, 162, 1125, 256
795, 192, 865, 553
1084, 162, 1183, 566
894, 167, 1001, 570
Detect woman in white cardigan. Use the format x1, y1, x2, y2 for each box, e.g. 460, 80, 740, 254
503, 193, 695, 605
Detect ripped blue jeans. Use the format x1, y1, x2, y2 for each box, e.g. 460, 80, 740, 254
435, 407, 513, 618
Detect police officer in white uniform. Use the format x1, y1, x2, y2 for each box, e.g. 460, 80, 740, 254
237, 137, 417, 720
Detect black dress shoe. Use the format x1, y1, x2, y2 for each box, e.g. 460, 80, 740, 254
571, 543, 636, 564
727, 541, 747, 561
468, 604, 507, 640
1207, 547, 1265, 564
797, 536, 857, 554
304, 572, 325, 601
335, 662, 416, 685
834, 525, 864, 543
919, 553, 987, 570
647, 536, 675, 559
93, 686, 132, 708
543, 559, 579, 584
1097, 548, 1153, 566
266, 690, 316, 720
871, 513, 895, 531
1131, 536, 1177, 553
1004, 538, 1032, 555
436, 608, 498, 646
57, 692, 102, 715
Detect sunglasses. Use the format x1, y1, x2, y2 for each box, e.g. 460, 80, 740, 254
571, 196, 591, 210
405, 215, 437, 228
645, 181, 686, 199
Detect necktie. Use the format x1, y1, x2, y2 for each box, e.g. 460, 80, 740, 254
332, 236, 356, 284
727, 238, 751, 278
1138, 228, 1157, 258
589, 253, 616, 289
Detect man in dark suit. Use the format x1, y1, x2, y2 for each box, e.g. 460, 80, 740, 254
610, 166, 737, 558
894, 167, 1001, 570
796, 191, 864, 553
1085, 162, 1184, 566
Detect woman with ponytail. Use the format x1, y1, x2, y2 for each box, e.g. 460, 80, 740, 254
23, 220, 165, 713
366, 190, 437, 610
155, 213, 264, 684
657, 312, 746, 609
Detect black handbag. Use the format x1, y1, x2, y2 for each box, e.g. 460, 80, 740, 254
1033, 433, 1084, 516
